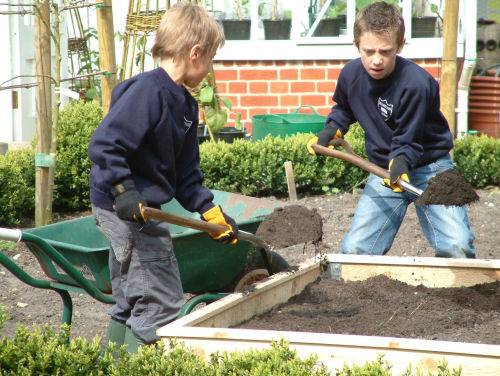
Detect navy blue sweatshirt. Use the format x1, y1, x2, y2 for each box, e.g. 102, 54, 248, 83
326, 56, 453, 169
88, 68, 214, 213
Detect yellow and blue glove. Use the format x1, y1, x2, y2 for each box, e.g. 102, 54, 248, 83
383, 156, 410, 193
306, 121, 343, 155
201, 205, 238, 245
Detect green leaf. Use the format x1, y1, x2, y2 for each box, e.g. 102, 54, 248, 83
199, 86, 214, 104
222, 97, 232, 110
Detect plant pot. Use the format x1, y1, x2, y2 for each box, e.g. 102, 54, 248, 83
213, 127, 245, 143
263, 19, 291, 40
222, 19, 251, 40
313, 18, 342, 37
411, 16, 437, 38
197, 125, 210, 144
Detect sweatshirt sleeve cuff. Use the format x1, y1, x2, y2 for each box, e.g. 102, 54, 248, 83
198, 201, 215, 215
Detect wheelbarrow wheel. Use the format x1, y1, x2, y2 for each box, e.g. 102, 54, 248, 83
229, 249, 289, 292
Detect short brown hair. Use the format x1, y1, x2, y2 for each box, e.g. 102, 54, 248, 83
151, 3, 225, 61
353, 1, 405, 47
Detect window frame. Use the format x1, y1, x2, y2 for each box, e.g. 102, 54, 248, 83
214, 0, 465, 61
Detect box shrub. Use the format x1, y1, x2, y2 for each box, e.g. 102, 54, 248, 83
200, 125, 368, 197
54, 101, 102, 210
0, 148, 35, 225
454, 135, 500, 188
0, 323, 461, 375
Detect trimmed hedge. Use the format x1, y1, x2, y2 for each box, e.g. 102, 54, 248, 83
0, 320, 460, 376
0, 100, 498, 226
200, 125, 368, 197
55, 101, 103, 210
0, 148, 35, 225
453, 134, 500, 188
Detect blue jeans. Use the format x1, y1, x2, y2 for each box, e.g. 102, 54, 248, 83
341, 155, 476, 258
93, 206, 184, 343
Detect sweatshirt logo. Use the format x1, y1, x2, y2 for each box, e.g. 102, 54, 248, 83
183, 116, 193, 132
377, 98, 393, 121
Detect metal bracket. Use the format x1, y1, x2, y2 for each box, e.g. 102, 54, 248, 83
326, 262, 342, 280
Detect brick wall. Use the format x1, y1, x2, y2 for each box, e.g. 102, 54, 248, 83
213, 59, 441, 133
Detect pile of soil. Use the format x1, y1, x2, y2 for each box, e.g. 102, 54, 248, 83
416, 169, 480, 206
236, 275, 500, 345
256, 205, 323, 248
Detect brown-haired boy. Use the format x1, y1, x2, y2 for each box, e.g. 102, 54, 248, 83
88, 3, 237, 346
308, 1, 475, 258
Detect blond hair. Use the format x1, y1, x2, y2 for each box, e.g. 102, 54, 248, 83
152, 3, 225, 61
354, 1, 405, 48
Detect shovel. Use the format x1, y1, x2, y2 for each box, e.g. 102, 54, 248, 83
311, 139, 479, 206
310, 140, 423, 197
139, 205, 275, 275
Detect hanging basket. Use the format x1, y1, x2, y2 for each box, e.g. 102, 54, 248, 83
126, 11, 165, 33
68, 37, 88, 53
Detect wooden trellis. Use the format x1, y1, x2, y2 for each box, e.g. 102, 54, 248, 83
120, 0, 170, 81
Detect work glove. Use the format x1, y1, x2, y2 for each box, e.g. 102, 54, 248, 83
383, 156, 410, 193
306, 121, 343, 155
111, 179, 146, 223
201, 205, 238, 245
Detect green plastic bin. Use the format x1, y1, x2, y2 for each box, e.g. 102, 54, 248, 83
252, 106, 326, 140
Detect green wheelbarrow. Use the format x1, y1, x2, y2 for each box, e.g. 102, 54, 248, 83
0, 190, 288, 336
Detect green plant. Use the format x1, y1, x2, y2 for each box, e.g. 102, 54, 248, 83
0, 240, 15, 252
259, 0, 291, 20
54, 100, 103, 211
356, 0, 399, 12
0, 147, 35, 226
0, 305, 8, 329
453, 134, 500, 188
192, 70, 243, 136
325, 0, 346, 19
232, 0, 250, 20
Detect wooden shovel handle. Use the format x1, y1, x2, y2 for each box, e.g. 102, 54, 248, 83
140, 205, 228, 234
311, 141, 390, 180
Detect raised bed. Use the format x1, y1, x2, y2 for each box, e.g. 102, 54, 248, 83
158, 255, 500, 375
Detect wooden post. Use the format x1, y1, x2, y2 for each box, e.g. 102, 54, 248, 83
34, 0, 52, 226
48, 2, 62, 216
440, 0, 459, 137
284, 161, 297, 202
96, 0, 117, 115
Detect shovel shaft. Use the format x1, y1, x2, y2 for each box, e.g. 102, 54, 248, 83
311, 143, 423, 197
140, 206, 227, 233
140, 205, 275, 275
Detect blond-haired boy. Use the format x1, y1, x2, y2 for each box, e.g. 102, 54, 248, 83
89, 3, 237, 346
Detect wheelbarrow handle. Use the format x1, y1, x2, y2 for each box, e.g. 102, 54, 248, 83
311, 141, 423, 197
0, 228, 22, 242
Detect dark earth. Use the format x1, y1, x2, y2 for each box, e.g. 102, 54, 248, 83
415, 169, 480, 206
236, 275, 500, 345
0, 188, 499, 343
256, 205, 323, 248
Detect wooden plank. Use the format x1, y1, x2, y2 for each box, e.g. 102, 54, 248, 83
159, 327, 500, 376
159, 255, 500, 375
325, 254, 500, 287
167, 258, 322, 328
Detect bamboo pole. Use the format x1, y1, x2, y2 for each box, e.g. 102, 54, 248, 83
48, 2, 62, 219
439, 0, 459, 137
96, 0, 117, 115
34, 0, 52, 226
